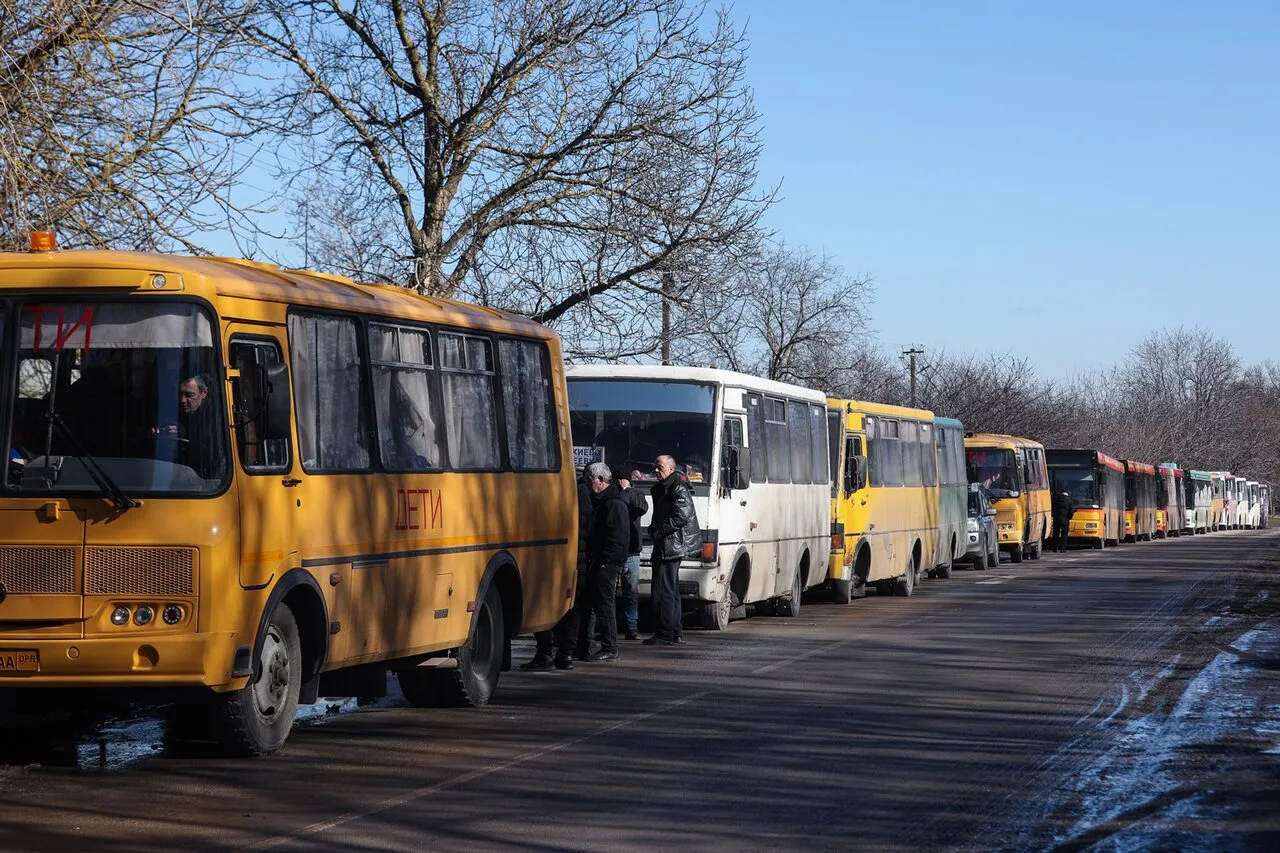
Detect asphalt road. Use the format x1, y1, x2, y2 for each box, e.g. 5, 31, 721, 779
1, 530, 1277, 852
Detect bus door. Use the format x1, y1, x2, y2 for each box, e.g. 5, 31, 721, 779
718, 412, 751, 596
226, 331, 302, 593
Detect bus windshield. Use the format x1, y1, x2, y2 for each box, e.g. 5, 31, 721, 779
1052, 469, 1098, 507
966, 448, 1019, 498
568, 379, 714, 484
4, 301, 227, 496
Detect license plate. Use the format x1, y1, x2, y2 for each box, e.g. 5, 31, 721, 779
0, 650, 39, 673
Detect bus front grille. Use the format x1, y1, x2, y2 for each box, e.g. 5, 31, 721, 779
0, 546, 76, 594
85, 547, 195, 596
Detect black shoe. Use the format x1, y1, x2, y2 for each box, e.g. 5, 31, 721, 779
553, 655, 574, 671
673, 636, 686, 645
572, 647, 593, 661
625, 629, 638, 641
588, 650, 619, 662
519, 652, 555, 672
643, 636, 676, 646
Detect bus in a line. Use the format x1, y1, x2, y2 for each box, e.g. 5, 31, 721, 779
0, 243, 577, 755
825, 399, 940, 600
1209, 472, 1227, 531
964, 434, 1050, 562
1046, 448, 1125, 549
1123, 460, 1158, 542
566, 365, 830, 628
1156, 463, 1186, 538
932, 417, 968, 578
1185, 470, 1213, 534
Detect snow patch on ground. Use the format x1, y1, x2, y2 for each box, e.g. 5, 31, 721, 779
1053, 622, 1278, 850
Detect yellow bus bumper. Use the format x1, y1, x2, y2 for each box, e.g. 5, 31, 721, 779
0, 632, 247, 692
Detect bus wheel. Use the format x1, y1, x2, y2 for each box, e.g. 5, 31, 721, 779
894, 555, 916, 596
1028, 537, 1043, 560
1092, 537, 1103, 550
831, 578, 854, 605
700, 587, 732, 630
212, 604, 301, 756
400, 583, 505, 708
773, 569, 802, 617
1009, 545, 1024, 564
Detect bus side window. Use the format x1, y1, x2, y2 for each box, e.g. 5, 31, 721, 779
746, 394, 766, 484
844, 435, 866, 495
230, 339, 292, 473
720, 416, 747, 490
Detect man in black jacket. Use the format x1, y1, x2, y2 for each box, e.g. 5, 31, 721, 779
1051, 489, 1073, 552
612, 464, 648, 641
580, 462, 630, 661
645, 454, 699, 646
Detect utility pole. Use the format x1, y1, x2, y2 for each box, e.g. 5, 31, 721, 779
660, 270, 675, 366
903, 346, 925, 408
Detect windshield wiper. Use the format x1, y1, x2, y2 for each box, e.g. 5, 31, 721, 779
44, 411, 137, 510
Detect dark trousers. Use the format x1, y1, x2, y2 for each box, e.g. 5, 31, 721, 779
1052, 519, 1070, 551
651, 558, 683, 641
578, 562, 621, 654
535, 567, 586, 657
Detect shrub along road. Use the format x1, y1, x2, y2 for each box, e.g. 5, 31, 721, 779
1, 530, 1277, 852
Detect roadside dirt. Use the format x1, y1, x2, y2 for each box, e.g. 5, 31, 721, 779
989, 534, 1280, 852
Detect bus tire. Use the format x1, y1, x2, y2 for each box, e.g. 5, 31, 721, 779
1008, 545, 1023, 564
1028, 536, 1043, 560
774, 569, 802, 618
1092, 537, 1103, 550
971, 554, 984, 572
831, 578, 854, 605
986, 537, 998, 567
700, 587, 732, 630
936, 561, 953, 580
399, 582, 504, 709
894, 555, 915, 596
211, 604, 301, 757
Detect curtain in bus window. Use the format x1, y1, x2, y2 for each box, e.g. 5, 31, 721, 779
901, 421, 922, 487
288, 313, 370, 470
881, 419, 903, 486
826, 410, 841, 496
920, 423, 937, 486
764, 397, 789, 483
439, 332, 500, 469
866, 417, 882, 487
370, 324, 440, 470
787, 400, 811, 485
809, 405, 827, 485
498, 339, 557, 470
747, 394, 766, 483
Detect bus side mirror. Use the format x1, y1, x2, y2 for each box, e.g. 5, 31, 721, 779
845, 455, 867, 494
262, 361, 292, 441
723, 446, 749, 491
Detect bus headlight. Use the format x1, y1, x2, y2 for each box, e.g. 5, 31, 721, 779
134, 605, 155, 626
162, 604, 184, 625
111, 606, 130, 626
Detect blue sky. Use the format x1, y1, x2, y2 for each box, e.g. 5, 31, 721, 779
727, 0, 1279, 377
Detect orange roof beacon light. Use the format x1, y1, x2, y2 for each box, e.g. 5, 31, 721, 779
28, 230, 57, 252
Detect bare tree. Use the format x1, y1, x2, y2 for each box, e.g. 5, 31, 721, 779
242, 0, 771, 355
0, 1, 264, 251
674, 242, 872, 387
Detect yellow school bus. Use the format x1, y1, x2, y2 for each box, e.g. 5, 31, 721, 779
964, 433, 1050, 563
0, 239, 576, 755
826, 399, 940, 600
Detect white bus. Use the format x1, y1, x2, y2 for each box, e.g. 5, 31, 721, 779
566, 365, 830, 630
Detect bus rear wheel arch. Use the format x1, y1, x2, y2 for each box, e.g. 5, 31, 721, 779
398, 580, 505, 708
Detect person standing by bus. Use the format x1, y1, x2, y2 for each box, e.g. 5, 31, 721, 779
645, 454, 700, 646
1052, 489, 1073, 552
581, 462, 629, 661
612, 464, 647, 641
521, 472, 592, 672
